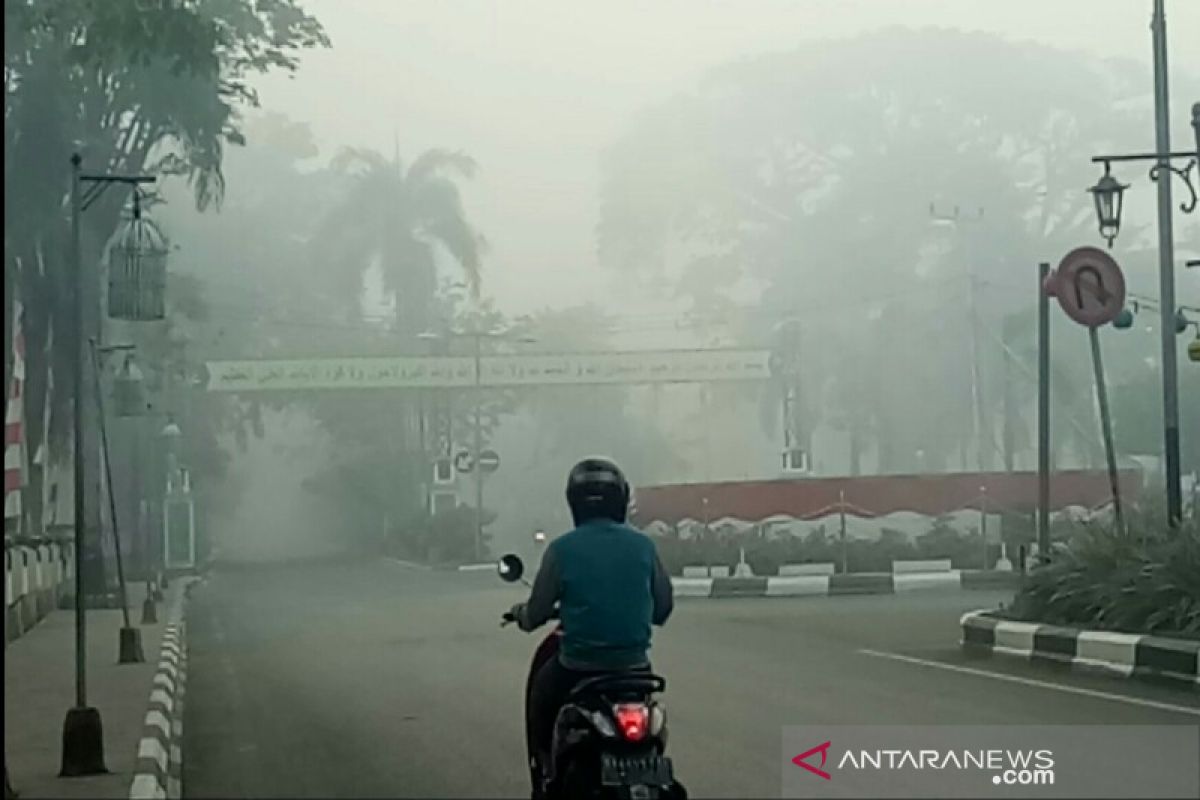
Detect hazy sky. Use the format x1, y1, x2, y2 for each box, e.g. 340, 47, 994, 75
253, 1, 1200, 316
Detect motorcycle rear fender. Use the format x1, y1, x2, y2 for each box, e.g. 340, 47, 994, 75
552, 702, 666, 761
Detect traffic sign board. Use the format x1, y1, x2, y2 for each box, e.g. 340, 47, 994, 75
453, 450, 474, 474
1048, 247, 1126, 328
478, 450, 501, 474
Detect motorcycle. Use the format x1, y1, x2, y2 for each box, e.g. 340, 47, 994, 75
498, 554, 685, 800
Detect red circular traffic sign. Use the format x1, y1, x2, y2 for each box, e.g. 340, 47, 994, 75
1048, 246, 1126, 328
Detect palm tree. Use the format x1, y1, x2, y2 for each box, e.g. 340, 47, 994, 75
317, 145, 486, 338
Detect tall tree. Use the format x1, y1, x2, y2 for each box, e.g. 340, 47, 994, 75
597, 28, 1192, 474
4, 0, 328, 531
315, 147, 486, 338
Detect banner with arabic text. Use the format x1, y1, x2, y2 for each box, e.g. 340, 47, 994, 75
204, 349, 774, 392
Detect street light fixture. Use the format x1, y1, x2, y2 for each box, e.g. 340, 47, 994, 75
1087, 166, 1129, 248
1089, 153, 1198, 244
112, 355, 146, 418
107, 191, 168, 322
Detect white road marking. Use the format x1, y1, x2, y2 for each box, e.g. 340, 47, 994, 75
858, 648, 1200, 717
385, 557, 431, 571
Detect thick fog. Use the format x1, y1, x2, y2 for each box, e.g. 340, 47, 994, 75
248, 0, 1200, 313
140, 0, 1200, 564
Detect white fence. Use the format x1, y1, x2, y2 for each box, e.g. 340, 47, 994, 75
5, 539, 73, 643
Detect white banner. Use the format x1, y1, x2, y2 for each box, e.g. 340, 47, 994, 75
205, 349, 773, 392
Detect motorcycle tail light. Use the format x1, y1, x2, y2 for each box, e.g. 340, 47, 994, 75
614, 703, 650, 742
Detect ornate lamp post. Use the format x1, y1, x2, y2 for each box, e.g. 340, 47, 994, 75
1086, 0, 1198, 526
62, 154, 157, 778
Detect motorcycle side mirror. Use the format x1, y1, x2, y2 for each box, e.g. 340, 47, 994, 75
497, 554, 525, 583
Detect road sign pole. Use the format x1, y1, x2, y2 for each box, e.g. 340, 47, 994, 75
980, 486, 989, 570
1088, 327, 1125, 534
1037, 262, 1051, 565
838, 490, 848, 575
473, 333, 483, 563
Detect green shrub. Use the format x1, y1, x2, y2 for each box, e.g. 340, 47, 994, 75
1005, 514, 1200, 639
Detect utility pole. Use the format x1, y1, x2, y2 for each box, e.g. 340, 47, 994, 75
1001, 316, 1016, 472
1151, 0, 1182, 525
1037, 262, 1051, 564
931, 205, 990, 474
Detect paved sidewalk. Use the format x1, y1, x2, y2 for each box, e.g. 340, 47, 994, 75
5, 582, 179, 799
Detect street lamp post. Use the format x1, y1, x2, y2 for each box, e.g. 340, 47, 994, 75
159, 417, 191, 580
1085, 1, 1198, 526
472, 331, 484, 562
62, 154, 155, 778
91, 343, 144, 665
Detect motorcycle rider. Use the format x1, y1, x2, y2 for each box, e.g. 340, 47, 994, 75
508, 457, 674, 798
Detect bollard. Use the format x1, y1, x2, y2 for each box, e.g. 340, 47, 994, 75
118, 626, 144, 665
140, 594, 158, 625
59, 706, 107, 777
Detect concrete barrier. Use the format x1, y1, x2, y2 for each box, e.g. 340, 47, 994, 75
710, 577, 768, 598
829, 573, 894, 595
893, 559, 954, 574
765, 575, 830, 597
961, 610, 1198, 687
779, 563, 836, 577
671, 570, 1014, 600
681, 566, 708, 579
672, 577, 715, 597
708, 565, 731, 578
893, 570, 963, 592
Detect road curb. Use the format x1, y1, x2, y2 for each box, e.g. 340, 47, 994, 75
960, 610, 1200, 687
672, 571, 1019, 599
130, 577, 198, 800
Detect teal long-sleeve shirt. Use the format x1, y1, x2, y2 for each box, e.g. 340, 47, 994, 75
516, 519, 674, 670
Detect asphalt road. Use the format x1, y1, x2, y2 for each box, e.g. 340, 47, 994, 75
183, 557, 1199, 798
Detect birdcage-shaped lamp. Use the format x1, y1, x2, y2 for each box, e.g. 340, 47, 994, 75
112, 356, 146, 417
108, 193, 168, 321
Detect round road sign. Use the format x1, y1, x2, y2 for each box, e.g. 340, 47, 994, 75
1048, 246, 1126, 328
478, 449, 501, 474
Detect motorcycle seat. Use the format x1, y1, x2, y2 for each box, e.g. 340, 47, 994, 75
568, 672, 666, 701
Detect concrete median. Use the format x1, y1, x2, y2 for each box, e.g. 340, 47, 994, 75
673, 570, 1019, 599
131, 576, 198, 800
961, 609, 1200, 687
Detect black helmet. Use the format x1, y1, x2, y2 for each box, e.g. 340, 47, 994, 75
565, 457, 630, 525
